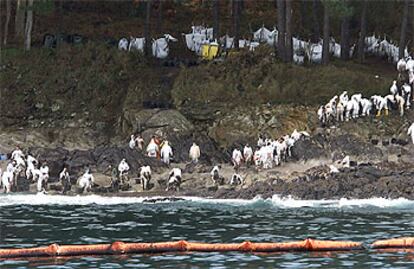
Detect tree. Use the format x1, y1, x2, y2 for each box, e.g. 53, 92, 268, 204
399, 0, 409, 59
411, 2, 414, 54
15, 0, 26, 39
357, 0, 368, 63
156, 0, 162, 35
339, 0, 353, 60
322, 2, 330, 65
412, 2, 414, 53
340, 16, 350, 60
299, 0, 307, 34
320, 0, 353, 61
3, 0, 11, 46
22, 0, 53, 50
233, 0, 240, 49
56, 0, 64, 49
213, 0, 219, 41
311, 0, 320, 43
285, 0, 293, 62
277, 0, 286, 60
144, 0, 151, 56
24, 0, 33, 51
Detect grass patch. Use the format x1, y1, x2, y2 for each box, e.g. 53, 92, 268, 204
172, 47, 395, 110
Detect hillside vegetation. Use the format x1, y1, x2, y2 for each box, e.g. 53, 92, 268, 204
172, 47, 394, 110
1, 43, 395, 121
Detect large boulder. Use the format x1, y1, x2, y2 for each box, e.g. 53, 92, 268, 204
328, 134, 383, 162
66, 149, 96, 174
119, 108, 226, 164
120, 109, 194, 140
207, 105, 314, 148
291, 135, 327, 161
167, 133, 228, 164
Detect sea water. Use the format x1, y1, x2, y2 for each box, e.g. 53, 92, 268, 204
0, 194, 413, 268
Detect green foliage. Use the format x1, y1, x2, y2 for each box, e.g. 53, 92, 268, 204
33, 0, 54, 15
0, 43, 153, 125
322, 0, 354, 18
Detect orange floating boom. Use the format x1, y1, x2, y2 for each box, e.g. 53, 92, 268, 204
3, 237, 414, 259
371, 237, 414, 249
0, 239, 364, 259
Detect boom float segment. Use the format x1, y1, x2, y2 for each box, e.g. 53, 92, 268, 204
1, 238, 413, 259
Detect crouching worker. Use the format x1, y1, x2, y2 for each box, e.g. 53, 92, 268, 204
139, 166, 152, 190
230, 173, 244, 185
59, 167, 71, 194
108, 164, 119, 192
77, 168, 94, 194
118, 158, 130, 184
210, 165, 224, 185
39, 162, 50, 192
166, 168, 182, 191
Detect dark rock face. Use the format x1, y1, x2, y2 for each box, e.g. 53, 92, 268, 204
209, 162, 414, 200
68, 150, 96, 173
290, 133, 383, 163
179, 149, 414, 199
291, 135, 326, 161
328, 134, 383, 160
92, 146, 164, 174
168, 133, 228, 165
29, 147, 69, 179
233, 181, 275, 200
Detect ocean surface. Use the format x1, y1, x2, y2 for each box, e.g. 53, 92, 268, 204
0, 194, 414, 268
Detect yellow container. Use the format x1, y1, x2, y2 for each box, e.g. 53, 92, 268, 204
201, 43, 219, 60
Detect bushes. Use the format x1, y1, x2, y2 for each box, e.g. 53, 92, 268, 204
172, 48, 394, 109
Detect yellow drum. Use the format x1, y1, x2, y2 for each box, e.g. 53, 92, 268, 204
201, 43, 219, 60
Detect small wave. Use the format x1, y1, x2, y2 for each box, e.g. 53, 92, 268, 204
337, 197, 413, 208
186, 195, 414, 209
0, 193, 149, 206
268, 195, 413, 209
0, 194, 262, 207
0, 193, 412, 209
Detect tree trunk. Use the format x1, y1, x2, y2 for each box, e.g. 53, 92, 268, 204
233, 0, 240, 49
411, 2, 414, 53
412, 2, 414, 53
213, 0, 219, 41
299, 0, 308, 34
340, 16, 350, 60
285, 0, 293, 62
277, 0, 285, 60
399, 0, 409, 59
156, 0, 162, 35
322, 3, 329, 65
358, 0, 368, 63
15, 0, 26, 39
311, 0, 320, 43
56, 0, 64, 49
144, 0, 151, 56
3, 0, 11, 46
24, 0, 33, 51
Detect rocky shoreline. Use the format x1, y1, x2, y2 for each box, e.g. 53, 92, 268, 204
3, 124, 413, 200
